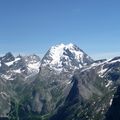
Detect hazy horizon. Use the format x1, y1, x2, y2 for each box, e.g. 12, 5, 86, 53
0, 42, 120, 60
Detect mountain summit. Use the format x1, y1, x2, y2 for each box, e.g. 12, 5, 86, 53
41, 43, 93, 72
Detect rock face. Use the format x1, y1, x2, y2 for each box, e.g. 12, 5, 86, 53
0, 43, 120, 120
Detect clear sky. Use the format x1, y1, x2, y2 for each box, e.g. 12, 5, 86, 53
0, 0, 120, 60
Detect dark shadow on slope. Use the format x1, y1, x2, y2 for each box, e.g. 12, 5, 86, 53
49, 76, 82, 120
105, 86, 120, 120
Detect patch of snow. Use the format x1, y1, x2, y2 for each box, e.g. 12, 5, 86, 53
105, 80, 112, 87
109, 59, 120, 64
98, 63, 109, 77
65, 80, 72, 85
15, 57, 21, 61
98, 68, 108, 75
50, 43, 65, 64
66, 43, 84, 61
91, 62, 102, 67
5, 61, 14, 66
5, 57, 21, 66
81, 61, 106, 72
97, 58, 120, 77
110, 98, 113, 106
13, 69, 21, 73
51, 67, 63, 73
1, 74, 13, 80
27, 62, 40, 72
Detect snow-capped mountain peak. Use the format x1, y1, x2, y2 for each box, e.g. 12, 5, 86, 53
49, 43, 84, 63
41, 43, 93, 72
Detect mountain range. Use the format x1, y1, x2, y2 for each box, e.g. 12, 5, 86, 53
0, 43, 120, 120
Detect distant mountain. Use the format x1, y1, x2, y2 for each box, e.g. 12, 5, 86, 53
0, 43, 120, 120
0, 53, 41, 80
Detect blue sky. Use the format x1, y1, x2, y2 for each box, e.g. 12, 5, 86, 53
0, 0, 120, 59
